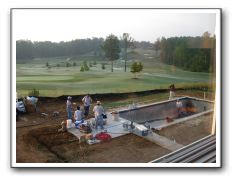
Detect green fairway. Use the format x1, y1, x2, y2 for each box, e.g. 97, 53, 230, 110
16, 53, 215, 97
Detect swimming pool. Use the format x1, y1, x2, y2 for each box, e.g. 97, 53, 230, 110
118, 97, 214, 124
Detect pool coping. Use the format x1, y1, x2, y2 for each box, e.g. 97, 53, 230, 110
114, 96, 214, 114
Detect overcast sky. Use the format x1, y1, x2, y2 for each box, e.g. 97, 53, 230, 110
12, 9, 217, 43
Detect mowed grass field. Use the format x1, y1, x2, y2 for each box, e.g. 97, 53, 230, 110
16, 49, 215, 97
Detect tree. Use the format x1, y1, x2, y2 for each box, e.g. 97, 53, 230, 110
46, 62, 49, 68
80, 66, 85, 72
130, 62, 143, 79
83, 61, 90, 71
153, 38, 161, 58
121, 33, 134, 72
66, 62, 71, 67
102, 34, 121, 72
157, 35, 215, 73
16, 40, 34, 62
101, 63, 106, 70
73, 62, 77, 67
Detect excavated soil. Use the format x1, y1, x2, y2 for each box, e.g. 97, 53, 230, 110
16, 90, 215, 163
27, 127, 170, 163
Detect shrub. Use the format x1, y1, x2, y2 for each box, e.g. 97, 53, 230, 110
80, 66, 85, 72
83, 61, 90, 71
28, 88, 40, 97
101, 63, 106, 70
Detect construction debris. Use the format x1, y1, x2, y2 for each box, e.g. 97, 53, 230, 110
41, 113, 48, 117
58, 121, 67, 132
53, 111, 59, 117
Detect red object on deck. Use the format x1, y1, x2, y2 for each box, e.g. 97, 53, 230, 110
95, 132, 112, 141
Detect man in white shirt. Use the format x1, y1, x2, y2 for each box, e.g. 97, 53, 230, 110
74, 106, 83, 121
82, 94, 92, 118
176, 99, 183, 117
93, 101, 104, 130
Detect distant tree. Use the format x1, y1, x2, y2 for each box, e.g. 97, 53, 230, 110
89, 62, 93, 67
102, 34, 121, 72
46, 62, 49, 68
101, 63, 106, 70
157, 34, 215, 73
16, 38, 105, 63
130, 62, 143, 78
202, 31, 211, 48
154, 38, 161, 51
154, 38, 161, 58
28, 88, 40, 97
121, 33, 134, 72
83, 61, 90, 71
80, 65, 85, 72
73, 62, 77, 67
93, 60, 97, 65
16, 40, 34, 62
138, 62, 143, 72
56, 63, 60, 67
66, 62, 71, 67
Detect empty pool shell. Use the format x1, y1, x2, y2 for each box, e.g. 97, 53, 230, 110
118, 97, 214, 124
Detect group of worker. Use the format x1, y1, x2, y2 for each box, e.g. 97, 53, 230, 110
66, 94, 105, 130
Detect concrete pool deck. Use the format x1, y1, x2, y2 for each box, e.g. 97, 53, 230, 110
68, 96, 214, 146
67, 113, 131, 140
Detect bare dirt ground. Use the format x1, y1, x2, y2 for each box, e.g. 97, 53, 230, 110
156, 114, 213, 145
16, 90, 215, 163
16, 98, 171, 163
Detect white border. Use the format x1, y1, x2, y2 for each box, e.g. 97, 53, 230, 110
11, 8, 221, 168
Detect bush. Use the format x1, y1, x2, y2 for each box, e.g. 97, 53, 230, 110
101, 63, 106, 70
28, 88, 40, 97
66, 62, 71, 67
130, 61, 143, 78
83, 61, 90, 71
73, 62, 77, 67
80, 66, 85, 72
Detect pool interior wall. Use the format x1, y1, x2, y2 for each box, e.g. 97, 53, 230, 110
118, 97, 214, 124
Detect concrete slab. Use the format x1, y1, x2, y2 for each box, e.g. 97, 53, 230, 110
67, 112, 130, 142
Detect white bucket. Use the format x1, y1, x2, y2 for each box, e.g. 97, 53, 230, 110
66, 119, 72, 129
112, 113, 119, 121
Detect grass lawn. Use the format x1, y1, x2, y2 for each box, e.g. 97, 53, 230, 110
16, 53, 215, 97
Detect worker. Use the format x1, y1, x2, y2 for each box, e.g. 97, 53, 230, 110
176, 99, 183, 117
169, 84, 176, 100
73, 105, 83, 121
66, 96, 72, 119
93, 101, 105, 130
82, 94, 92, 118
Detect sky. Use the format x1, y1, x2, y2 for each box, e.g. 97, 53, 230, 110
12, 9, 217, 43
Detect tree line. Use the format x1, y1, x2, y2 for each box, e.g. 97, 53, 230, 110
16, 38, 104, 62
154, 32, 216, 72
16, 36, 152, 63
